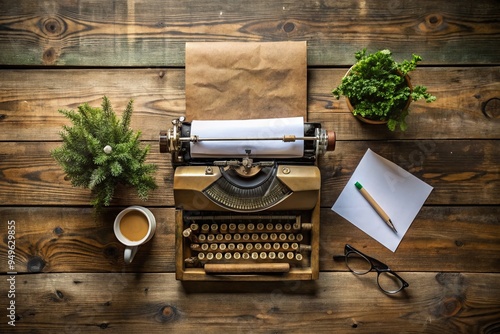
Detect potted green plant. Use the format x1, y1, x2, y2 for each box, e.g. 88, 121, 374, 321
332, 49, 436, 131
51, 96, 158, 212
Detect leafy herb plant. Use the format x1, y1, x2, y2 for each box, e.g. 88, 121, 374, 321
51, 96, 157, 212
332, 49, 436, 131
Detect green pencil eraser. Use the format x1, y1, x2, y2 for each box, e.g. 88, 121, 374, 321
355, 182, 363, 189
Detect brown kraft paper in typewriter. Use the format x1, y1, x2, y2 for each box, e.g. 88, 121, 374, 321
185, 41, 307, 121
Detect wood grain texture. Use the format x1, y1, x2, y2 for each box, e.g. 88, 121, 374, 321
0, 140, 497, 206
0, 272, 498, 333
0, 67, 498, 142
0, 0, 499, 66
0, 206, 498, 274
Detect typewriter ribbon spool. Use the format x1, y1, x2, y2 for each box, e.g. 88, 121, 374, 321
160, 117, 336, 281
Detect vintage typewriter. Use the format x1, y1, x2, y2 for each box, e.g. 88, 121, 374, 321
160, 117, 335, 281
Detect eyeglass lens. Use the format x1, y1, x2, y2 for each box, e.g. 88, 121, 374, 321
377, 271, 404, 293
345, 252, 371, 274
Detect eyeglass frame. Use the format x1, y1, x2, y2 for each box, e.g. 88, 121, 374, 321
337, 244, 409, 294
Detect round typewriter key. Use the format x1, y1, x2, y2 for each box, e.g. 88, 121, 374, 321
198, 253, 205, 260
229, 223, 237, 231
282, 243, 289, 250
268, 252, 276, 259
279, 233, 287, 241
273, 243, 280, 250
291, 243, 299, 250
216, 234, 224, 241
225, 253, 232, 260
246, 243, 253, 251
224, 234, 232, 241
284, 223, 292, 231
296, 253, 303, 261
237, 243, 244, 251
251, 252, 259, 260
219, 243, 226, 251
261, 233, 269, 241
270, 233, 278, 241
206, 253, 214, 260
238, 223, 246, 231
251, 233, 259, 241
201, 224, 210, 233
234, 252, 241, 260
254, 243, 262, 250
211, 223, 218, 232
198, 234, 206, 242
288, 233, 295, 241
234, 233, 241, 241
227, 243, 235, 250
260, 252, 267, 259
220, 223, 228, 232
215, 252, 223, 260
278, 252, 285, 260
210, 243, 218, 251
264, 243, 272, 250
207, 234, 215, 242
242, 234, 250, 241
296, 233, 304, 242
257, 223, 264, 230
247, 223, 255, 231
287, 252, 294, 260
201, 244, 209, 251
190, 223, 199, 231
293, 222, 300, 230
266, 223, 274, 230
242, 252, 250, 260
276, 223, 283, 231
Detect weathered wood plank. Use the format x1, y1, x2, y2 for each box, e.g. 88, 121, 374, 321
0, 68, 498, 141
0, 272, 498, 333
0, 140, 497, 206
0, 0, 499, 66
0, 206, 498, 274
0, 142, 173, 207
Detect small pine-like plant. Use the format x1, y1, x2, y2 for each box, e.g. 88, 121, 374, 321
51, 96, 157, 212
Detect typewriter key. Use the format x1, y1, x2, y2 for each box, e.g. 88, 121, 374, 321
215, 252, 223, 260
260, 252, 267, 259
242, 253, 250, 260
268, 252, 276, 259
206, 253, 214, 260
198, 253, 205, 260
257, 223, 265, 230
251, 252, 259, 260
233, 252, 241, 260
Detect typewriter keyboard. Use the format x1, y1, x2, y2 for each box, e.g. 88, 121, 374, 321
181, 214, 312, 268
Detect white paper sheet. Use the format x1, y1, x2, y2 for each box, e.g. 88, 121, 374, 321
331, 149, 433, 252
190, 117, 304, 158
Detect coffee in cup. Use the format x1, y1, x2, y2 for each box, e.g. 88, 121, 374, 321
114, 206, 156, 264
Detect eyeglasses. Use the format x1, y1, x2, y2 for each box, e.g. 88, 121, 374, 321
335, 244, 409, 294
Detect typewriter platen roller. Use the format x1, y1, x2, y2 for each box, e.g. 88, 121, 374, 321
160, 117, 335, 281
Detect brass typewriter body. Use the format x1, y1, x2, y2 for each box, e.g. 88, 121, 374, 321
160, 118, 335, 281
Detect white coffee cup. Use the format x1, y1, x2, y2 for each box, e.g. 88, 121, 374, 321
113, 206, 156, 264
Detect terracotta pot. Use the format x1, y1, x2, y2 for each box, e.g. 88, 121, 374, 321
344, 66, 413, 125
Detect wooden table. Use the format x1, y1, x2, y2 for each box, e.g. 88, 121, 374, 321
1, 0, 499, 332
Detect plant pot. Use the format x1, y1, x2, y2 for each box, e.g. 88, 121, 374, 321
344, 66, 413, 125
